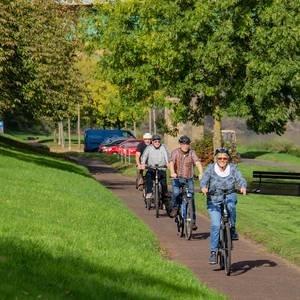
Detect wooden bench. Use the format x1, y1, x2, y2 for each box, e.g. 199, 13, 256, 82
252, 171, 300, 195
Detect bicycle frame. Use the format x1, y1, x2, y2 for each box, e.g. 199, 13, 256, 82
209, 189, 235, 276
145, 165, 166, 218
174, 178, 193, 240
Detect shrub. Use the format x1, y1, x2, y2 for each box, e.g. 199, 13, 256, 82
193, 133, 240, 166
192, 133, 214, 166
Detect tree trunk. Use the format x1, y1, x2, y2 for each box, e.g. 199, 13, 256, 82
133, 121, 137, 137
53, 128, 57, 144
58, 122, 61, 145
149, 108, 152, 133
60, 121, 65, 149
153, 108, 157, 134
77, 103, 81, 151
68, 117, 71, 151
213, 104, 222, 156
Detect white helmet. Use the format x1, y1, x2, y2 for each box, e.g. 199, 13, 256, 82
143, 132, 152, 139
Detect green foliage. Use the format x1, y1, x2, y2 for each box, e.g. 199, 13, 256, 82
192, 133, 214, 166
88, 0, 299, 138
0, 0, 82, 120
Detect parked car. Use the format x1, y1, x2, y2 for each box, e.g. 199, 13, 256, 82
99, 138, 129, 154
118, 139, 143, 157
84, 129, 135, 152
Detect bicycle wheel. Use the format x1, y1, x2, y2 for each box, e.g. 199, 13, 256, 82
155, 184, 159, 218
218, 224, 226, 270
224, 223, 232, 276
184, 198, 193, 240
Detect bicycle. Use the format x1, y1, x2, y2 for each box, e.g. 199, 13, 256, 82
145, 165, 169, 218
173, 178, 193, 240
209, 189, 235, 276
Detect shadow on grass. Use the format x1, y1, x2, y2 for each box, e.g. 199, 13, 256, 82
240, 151, 270, 159
0, 147, 90, 178
0, 238, 207, 300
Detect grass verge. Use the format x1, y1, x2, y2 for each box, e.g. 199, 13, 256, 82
0, 137, 224, 299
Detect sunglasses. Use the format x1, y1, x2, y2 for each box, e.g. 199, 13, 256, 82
217, 157, 228, 161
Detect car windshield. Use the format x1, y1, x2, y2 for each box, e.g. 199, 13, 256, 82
122, 140, 141, 148
103, 138, 128, 146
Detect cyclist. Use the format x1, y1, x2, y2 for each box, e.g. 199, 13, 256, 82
140, 135, 170, 201
169, 135, 203, 231
200, 147, 247, 264
135, 133, 152, 190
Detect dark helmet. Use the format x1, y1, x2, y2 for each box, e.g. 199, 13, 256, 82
178, 135, 191, 144
214, 147, 230, 156
152, 134, 161, 141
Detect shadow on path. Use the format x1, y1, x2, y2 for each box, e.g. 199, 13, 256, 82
192, 232, 210, 240
230, 259, 277, 276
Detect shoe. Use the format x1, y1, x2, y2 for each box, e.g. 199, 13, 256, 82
231, 227, 239, 240
192, 224, 198, 231
209, 251, 217, 265
145, 193, 153, 199
231, 232, 239, 240
169, 207, 178, 218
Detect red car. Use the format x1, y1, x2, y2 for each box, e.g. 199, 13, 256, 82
98, 138, 129, 154
118, 139, 142, 156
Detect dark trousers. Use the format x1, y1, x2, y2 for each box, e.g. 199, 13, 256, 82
145, 169, 168, 196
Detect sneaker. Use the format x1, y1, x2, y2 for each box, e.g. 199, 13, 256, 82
231, 227, 239, 240
169, 207, 178, 218
192, 223, 198, 231
231, 232, 239, 240
145, 193, 153, 199
209, 251, 217, 265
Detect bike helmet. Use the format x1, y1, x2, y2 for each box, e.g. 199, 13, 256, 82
143, 132, 152, 139
214, 147, 230, 156
152, 134, 161, 141
178, 135, 191, 144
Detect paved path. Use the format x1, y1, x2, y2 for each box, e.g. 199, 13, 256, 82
72, 157, 300, 300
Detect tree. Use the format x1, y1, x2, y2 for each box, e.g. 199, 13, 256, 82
87, 0, 300, 149
242, 0, 300, 134
0, 0, 83, 122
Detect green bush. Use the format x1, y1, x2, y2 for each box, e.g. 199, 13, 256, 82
192, 133, 214, 166
193, 133, 240, 166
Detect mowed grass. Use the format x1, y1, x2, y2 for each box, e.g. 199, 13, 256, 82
196, 193, 300, 266
0, 139, 224, 299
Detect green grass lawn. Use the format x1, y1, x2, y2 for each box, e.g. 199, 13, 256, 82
238, 144, 300, 165
0, 137, 224, 299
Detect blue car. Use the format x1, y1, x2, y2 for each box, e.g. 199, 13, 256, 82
84, 129, 135, 152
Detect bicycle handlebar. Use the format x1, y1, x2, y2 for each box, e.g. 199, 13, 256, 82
207, 188, 239, 196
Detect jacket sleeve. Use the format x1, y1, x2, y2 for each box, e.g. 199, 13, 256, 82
233, 165, 247, 188
200, 164, 213, 188
141, 146, 149, 165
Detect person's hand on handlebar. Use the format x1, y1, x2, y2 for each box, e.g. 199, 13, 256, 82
240, 187, 247, 195
138, 164, 146, 170
201, 187, 208, 195
170, 172, 177, 179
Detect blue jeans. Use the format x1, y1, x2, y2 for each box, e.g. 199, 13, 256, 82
171, 178, 196, 222
207, 193, 237, 252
